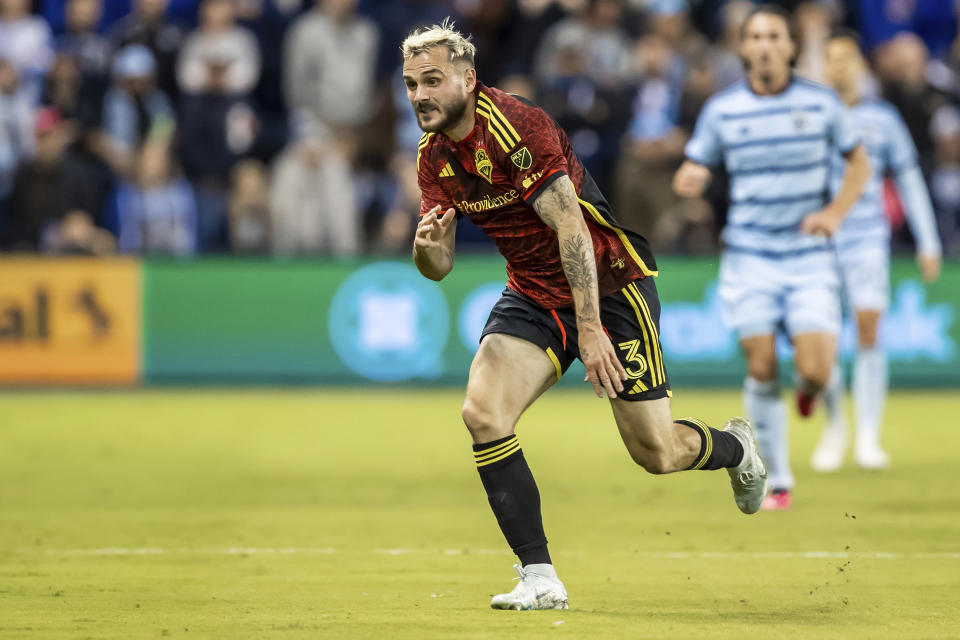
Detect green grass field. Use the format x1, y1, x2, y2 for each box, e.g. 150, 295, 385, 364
1, 388, 958, 639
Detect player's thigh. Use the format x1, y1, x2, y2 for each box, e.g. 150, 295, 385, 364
462, 333, 558, 443
783, 252, 842, 339
740, 333, 778, 382
838, 242, 889, 350
838, 243, 890, 317
792, 331, 836, 385
718, 251, 783, 340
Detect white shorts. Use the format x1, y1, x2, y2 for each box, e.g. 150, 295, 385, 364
719, 249, 842, 339
835, 242, 889, 312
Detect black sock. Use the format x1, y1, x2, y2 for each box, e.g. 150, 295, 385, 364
473, 435, 551, 566
676, 418, 744, 470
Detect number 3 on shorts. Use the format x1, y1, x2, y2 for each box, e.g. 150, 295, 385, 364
617, 339, 648, 379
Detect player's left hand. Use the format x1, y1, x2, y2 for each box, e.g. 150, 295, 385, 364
800, 210, 841, 238
917, 253, 941, 283
579, 324, 627, 399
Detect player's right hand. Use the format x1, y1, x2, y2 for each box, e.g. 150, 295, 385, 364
579, 324, 627, 399
414, 205, 456, 250
672, 161, 711, 198
800, 209, 841, 237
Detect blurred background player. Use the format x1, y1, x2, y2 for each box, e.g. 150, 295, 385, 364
811, 29, 942, 472
406, 20, 766, 610
673, 5, 869, 510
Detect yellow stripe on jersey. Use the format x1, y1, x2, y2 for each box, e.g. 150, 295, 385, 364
439, 163, 455, 178
629, 282, 666, 385
416, 132, 435, 171
577, 197, 658, 277
476, 93, 521, 152
478, 93, 521, 143
620, 287, 659, 387
476, 103, 514, 153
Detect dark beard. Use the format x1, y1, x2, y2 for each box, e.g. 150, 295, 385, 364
418, 96, 469, 133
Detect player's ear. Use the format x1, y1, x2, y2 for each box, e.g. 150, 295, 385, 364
463, 66, 477, 93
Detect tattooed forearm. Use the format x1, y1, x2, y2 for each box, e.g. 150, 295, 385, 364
560, 234, 598, 323
531, 179, 579, 229
531, 175, 602, 327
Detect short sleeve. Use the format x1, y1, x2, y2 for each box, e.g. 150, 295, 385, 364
416, 139, 452, 216
828, 96, 861, 154
883, 107, 919, 174
494, 104, 570, 203
684, 99, 723, 167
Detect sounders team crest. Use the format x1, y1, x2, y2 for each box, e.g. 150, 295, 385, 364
475, 147, 493, 183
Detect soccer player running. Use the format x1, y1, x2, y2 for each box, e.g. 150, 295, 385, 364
810, 30, 942, 471
672, 5, 869, 510
404, 19, 767, 611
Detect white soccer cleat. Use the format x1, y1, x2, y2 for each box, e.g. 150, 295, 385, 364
490, 563, 568, 611
723, 417, 768, 515
855, 443, 890, 469
811, 427, 847, 472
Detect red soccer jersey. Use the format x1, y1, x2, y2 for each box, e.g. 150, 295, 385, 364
417, 83, 658, 309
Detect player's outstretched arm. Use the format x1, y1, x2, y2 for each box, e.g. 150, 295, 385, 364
413, 205, 457, 281
672, 160, 712, 198
531, 175, 627, 399
894, 165, 942, 282
802, 144, 870, 237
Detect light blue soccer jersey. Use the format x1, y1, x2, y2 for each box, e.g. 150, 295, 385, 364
831, 99, 940, 254
685, 77, 860, 255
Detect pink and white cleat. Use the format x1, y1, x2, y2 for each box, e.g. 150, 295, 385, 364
761, 489, 792, 511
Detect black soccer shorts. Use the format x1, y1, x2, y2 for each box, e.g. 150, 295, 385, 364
479, 277, 671, 401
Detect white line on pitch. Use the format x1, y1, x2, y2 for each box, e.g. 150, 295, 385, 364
20, 548, 960, 559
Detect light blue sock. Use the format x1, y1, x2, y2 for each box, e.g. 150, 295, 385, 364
854, 347, 887, 449
744, 376, 793, 491
822, 363, 848, 435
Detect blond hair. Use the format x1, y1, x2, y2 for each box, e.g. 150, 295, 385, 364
401, 18, 476, 66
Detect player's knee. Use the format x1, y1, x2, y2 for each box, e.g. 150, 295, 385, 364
639, 451, 673, 475
795, 359, 830, 389
857, 319, 879, 348
461, 398, 508, 442
625, 446, 672, 474
746, 359, 777, 383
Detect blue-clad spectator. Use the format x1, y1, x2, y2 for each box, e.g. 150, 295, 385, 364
112, 140, 197, 254
57, 0, 112, 77
102, 44, 175, 176
854, 0, 958, 58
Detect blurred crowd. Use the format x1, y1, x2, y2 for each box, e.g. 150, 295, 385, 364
1, 0, 959, 257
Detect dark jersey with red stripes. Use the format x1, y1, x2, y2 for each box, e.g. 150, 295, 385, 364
417, 83, 658, 309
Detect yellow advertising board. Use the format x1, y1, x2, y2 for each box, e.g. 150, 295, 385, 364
0, 257, 140, 384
